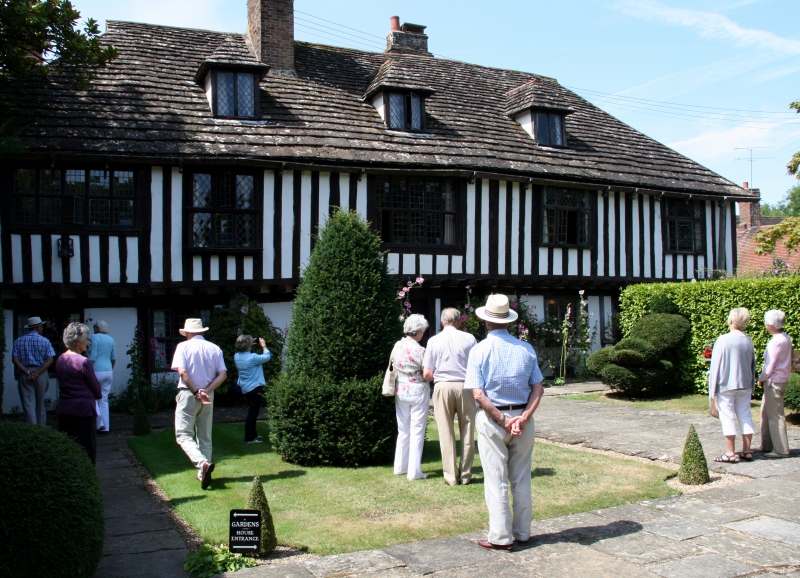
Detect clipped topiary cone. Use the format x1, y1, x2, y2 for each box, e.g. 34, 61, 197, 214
132, 395, 151, 436
678, 424, 709, 485
246, 476, 277, 556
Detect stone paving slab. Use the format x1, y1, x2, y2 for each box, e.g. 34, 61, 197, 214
727, 517, 800, 548
105, 513, 175, 537
220, 564, 312, 578
641, 517, 721, 541
103, 487, 164, 518
688, 530, 800, 568
592, 503, 671, 524
303, 550, 405, 577
655, 498, 756, 524
103, 529, 187, 556
383, 537, 496, 575
730, 496, 800, 523
433, 560, 535, 577
529, 547, 660, 578
646, 553, 758, 578
590, 530, 700, 564
94, 549, 189, 578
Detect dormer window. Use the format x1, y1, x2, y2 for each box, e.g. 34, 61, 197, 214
210, 71, 258, 119
534, 111, 566, 147
387, 92, 425, 132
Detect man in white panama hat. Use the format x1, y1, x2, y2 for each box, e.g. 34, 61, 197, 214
464, 294, 544, 551
12, 316, 56, 426
171, 318, 227, 489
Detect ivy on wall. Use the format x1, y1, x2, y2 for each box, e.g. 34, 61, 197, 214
620, 278, 800, 393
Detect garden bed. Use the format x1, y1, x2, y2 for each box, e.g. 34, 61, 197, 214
128, 420, 677, 556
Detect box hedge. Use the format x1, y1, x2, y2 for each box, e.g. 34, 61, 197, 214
610, 338, 659, 368
620, 277, 800, 393
0, 421, 105, 577
785, 373, 800, 412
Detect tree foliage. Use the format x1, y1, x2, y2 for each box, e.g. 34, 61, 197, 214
0, 0, 117, 86
754, 216, 800, 255
761, 185, 800, 216
790, 99, 800, 179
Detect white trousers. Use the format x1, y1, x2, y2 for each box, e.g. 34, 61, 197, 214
718, 389, 755, 437
95, 371, 114, 431
476, 408, 536, 545
175, 389, 214, 469
394, 389, 430, 480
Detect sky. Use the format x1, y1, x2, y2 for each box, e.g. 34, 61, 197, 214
69, 0, 800, 205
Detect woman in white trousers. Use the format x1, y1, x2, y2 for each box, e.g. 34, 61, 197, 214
392, 314, 430, 480
89, 320, 116, 432
709, 308, 756, 463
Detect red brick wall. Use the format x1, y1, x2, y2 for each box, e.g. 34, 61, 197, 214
247, 0, 294, 72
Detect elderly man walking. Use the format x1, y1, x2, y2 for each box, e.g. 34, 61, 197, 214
465, 294, 544, 550
423, 308, 477, 486
12, 316, 56, 426
171, 319, 227, 489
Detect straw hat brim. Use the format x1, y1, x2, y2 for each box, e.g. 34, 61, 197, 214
475, 307, 518, 323
179, 327, 209, 336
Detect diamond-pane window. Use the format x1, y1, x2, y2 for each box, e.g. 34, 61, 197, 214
236, 214, 255, 247
218, 172, 232, 207
217, 72, 234, 116
535, 111, 566, 147
389, 93, 405, 130
542, 186, 590, 246
89, 199, 110, 225
385, 92, 425, 131
375, 177, 459, 246
665, 199, 704, 254
193, 213, 212, 247
237, 73, 255, 117
215, 213, 234, 247
193, 174, 212, 208
236, 175, 254, 208
410, 93, 422, 130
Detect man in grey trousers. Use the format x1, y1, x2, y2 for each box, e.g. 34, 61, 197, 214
12, 316, 56, 426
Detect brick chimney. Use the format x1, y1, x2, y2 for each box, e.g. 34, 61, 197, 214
738, 183, 762, 229
386, 17, 432, 56
247, 0, 295, 75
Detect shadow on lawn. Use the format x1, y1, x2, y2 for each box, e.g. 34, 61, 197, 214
211, 470, 307, 490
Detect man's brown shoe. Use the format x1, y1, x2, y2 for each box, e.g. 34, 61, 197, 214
477, 540, 512, 551
201, 461, 215, 489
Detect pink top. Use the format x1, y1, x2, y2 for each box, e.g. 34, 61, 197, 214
171, 335, 226, 390
759, 332, 793, 384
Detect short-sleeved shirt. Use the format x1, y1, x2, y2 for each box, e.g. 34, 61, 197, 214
422, 326, 477, 383
171, 335, 226, 390
464, 329, 544, 406
392, 337, 428, 397
234, 350, 272, 394
89, 333, 116, 372
12, 331, 56, 367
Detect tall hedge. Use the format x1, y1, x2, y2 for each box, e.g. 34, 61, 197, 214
620, 277, 800, 393
0, 297, 4, 411
285, 209, 401, 382
0, 421, 105, 577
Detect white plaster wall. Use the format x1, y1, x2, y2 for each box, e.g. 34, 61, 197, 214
86, 307, 138, 395
519, 295, 545, 321
587, 295, 602, 353
260, 302, 293, 335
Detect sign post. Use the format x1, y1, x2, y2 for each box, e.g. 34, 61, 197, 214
229, 509, 261, 554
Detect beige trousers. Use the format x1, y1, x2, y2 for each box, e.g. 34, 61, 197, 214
175, 389, 214, 469
433, 382, 477, 485
760, 380, 789, 456
476, 408, 536, 545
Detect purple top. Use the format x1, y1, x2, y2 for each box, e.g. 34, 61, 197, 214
55, 354, 102, 417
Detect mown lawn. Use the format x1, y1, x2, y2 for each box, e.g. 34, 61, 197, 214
128, 419, 676, 556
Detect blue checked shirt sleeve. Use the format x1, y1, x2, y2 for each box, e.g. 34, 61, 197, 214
464, 348, 484, 390
529, 350, 544, 384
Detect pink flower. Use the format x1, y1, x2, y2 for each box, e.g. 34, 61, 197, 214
241, 306, 249, 315
407, 281, 413, 287
159, 352, 166, 358
410, 377, 417, 382
399, 315, 405, 322
460, 314, 468, 323
398, 291, 405, 297
416, 277, 424, 284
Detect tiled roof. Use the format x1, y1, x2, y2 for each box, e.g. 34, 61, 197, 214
736, 221, 800, 274
194, 35, 269, 83
362, 59, 436, 100
0, 21, 747, 196
504, 79, 574, 117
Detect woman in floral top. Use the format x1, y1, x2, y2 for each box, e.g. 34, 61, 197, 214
392, 314, 430, 480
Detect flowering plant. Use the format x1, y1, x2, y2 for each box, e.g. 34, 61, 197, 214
397, 277, 424, 322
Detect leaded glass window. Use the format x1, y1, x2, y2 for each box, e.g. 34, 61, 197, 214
214, 70, 258, 119
665, 198, 705, 254
542, 187, 590, 246
534, 111, 567, 147
152, 308, 211, 371
385, 91, 426, 132
188, 170, 260, 249
11, 168, 135, 228
375, 177, 462, 246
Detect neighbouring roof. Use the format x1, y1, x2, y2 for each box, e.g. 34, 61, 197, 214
0, 21, 748, 197
736, 221, 800, 274
504, 79, 575, 117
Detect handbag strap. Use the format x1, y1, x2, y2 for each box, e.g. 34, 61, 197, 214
387, 343, 398, 371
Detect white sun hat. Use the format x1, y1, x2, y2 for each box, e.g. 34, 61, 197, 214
475, 294, 518, 323
179, 318, 209, 336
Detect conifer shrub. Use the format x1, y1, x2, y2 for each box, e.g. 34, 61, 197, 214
627, 314, 691, 360
598, 362, 670, 397
610, 338, 659, 368
285, 209, 401, 383
587, 347, 613, 378
678, 424, 709, 485
785, 373, 800, 412
268, 374, 395, 466
270, 210, 400, 466
245, 477, 277, 556
0, 421, 104, 578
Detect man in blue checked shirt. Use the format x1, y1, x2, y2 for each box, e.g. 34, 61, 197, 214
465, 294, 544, 551
12, 316, 56, 426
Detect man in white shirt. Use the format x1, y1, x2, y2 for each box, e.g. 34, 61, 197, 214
423, 308, 477, 486
171, 318, 227, 489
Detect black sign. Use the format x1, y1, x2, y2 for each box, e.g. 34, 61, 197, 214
229, 509, 261, 553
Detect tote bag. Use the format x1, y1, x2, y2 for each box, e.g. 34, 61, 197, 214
382, 345, 398, 397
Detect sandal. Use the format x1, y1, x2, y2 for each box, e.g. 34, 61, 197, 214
737, 452, 753, 461
714, 454, 740, 463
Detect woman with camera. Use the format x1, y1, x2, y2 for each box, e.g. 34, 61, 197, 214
233, 335, 272, 443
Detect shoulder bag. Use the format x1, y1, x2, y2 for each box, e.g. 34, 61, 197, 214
382, 345, 398, 397
709, 396, 719, 418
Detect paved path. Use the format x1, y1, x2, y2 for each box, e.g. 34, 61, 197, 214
219, 397, 800, 578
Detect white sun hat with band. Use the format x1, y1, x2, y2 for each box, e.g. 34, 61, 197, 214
179, 318, 209, 336
475, 294, 518, 323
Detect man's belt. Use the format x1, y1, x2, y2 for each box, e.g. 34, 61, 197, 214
494, 403, 527, 411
